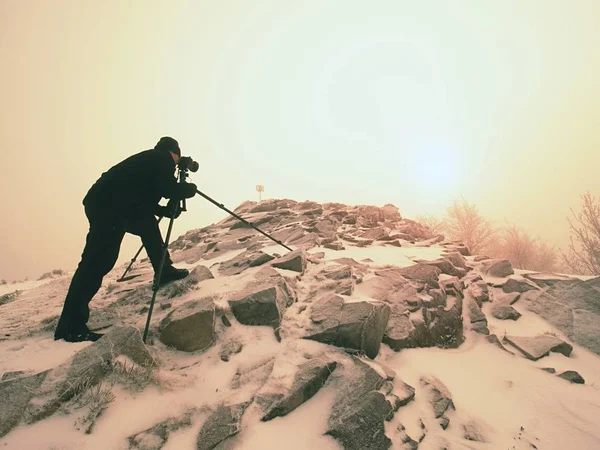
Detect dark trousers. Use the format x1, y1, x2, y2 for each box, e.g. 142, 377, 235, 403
54, 204, 172, 336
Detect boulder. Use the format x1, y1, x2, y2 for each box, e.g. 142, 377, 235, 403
443, 251, 468, 269
468, 298, 487, 324
503, 335, 573, 360
228, 279, 295, 328
261, 359, 338, 421
502, 278, 539, 293
557, 370, 585, 384
159, 298, 216, 352
317, 264, 352, 281
493, 291, 521, 305
468, 281, 490, 307
396, 424, 419, 449
490, 304, 521, 321
270, 249, 307, 273
324, 241, 345, 251
0, 327, 154, 437
326, 356, 391, 450
304, 294, 390, 359
481, 259, 514, 277
471, 321, 490, 335
219, 250, 275, 276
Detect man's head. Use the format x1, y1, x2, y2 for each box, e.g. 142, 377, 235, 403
154, 136, 181, 164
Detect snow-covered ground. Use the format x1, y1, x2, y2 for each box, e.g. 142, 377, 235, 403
1, 239, 600, 450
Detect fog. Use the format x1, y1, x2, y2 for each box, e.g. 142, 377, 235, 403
1, 0, 599, 281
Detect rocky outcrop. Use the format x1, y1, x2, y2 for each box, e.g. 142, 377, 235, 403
502, 277, 539, 293
159, 298, 215, 352
129, 410, 195, 450
304, 294, 390, 358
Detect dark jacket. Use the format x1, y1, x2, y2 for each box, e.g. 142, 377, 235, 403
83, 149, 193, 217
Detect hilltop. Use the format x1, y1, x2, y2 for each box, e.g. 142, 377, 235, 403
1, 199, 599, 450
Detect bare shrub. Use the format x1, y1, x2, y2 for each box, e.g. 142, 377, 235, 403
443, 198, 498, 254
562, 191, 600, 276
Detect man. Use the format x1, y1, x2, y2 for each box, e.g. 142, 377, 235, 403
54, 137, 197, 343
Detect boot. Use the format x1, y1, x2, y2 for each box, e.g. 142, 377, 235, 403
155, 265, 189, 287
54, 325, 103, 343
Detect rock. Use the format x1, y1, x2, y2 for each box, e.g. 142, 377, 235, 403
196, 401, 250, 450
557, 370, 585, 384
474, 255, 491, 261
1, 371, 26, 381
219, 250, 275, 276
271, 249, 307, 273
326, 357, 391, 450
377, 264, 441, 288
394, 379, 416, 407
360, 227, 388, 240
486, 334, 510, 352
228, 279, 294, 328
261, 359, 338, 421
472, 321, 490, 335
324, 241, 345, 251
413, 258, 467, 278
396, 424, 419, 449
129, 410, 195, 450
504, 335, 573, 360
519, 279, 600, 356
230, 358, 275, 391
523, 272, 579, 288
383, 308, 419, 350
220, 341, 243, 362
159, 298, 215, 352
420, 375, 455, 428
318, 265, 352, 281
304, 294, 390, 359
463, 420, 488, 442
468, 298, 487, 324
541, 367, 556, 373
161, 265, 215, 298
0, 327, 154, 437
502, 278, 539, 293
481, 259, 514, 277
491, 304, 521, 321
443, 251, 468, 269
440, 276, 463, 298
493, 291, 521, 305
469, 281, 490, 307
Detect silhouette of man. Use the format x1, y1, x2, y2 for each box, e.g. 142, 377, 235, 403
54, 137, 196, 342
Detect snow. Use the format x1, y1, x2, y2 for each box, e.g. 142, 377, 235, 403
1, 236, 600, 450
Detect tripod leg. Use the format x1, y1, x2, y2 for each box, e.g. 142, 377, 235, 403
142, 206, 179, 343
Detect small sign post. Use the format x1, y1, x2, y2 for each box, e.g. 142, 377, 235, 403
256, 184, 264, 201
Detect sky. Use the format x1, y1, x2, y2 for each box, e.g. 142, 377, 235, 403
1, 0, 599, 281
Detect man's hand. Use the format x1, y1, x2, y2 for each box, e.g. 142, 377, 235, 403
155, 198, 182, 218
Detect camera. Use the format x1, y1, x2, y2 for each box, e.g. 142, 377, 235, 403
178, 156, 199, 172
